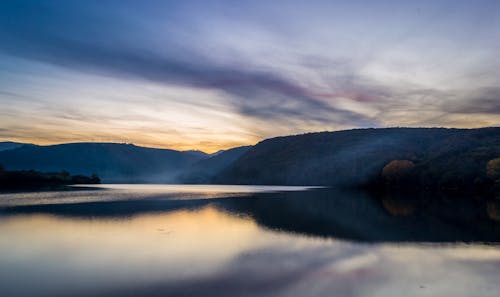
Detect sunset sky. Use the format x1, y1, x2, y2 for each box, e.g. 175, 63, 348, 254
1, 0, 499, 152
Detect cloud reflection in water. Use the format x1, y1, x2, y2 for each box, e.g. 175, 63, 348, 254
0, 185, 499, 297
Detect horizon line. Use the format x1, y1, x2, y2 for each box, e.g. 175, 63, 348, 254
2, 126, 499, 154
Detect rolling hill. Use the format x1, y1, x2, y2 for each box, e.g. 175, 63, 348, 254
214, 127, 500, 189
0, 142, 208, 183
2, 127, 499, 189
178, 146, 251, 183
0, 141, 29, 152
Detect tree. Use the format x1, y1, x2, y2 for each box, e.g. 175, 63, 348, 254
487, 199, 500, 222
90, 174, 101, 184
487, 158, 500, 181
382, 160, 415, 184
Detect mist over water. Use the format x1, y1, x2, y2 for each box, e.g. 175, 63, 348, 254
1, 185, 499, 297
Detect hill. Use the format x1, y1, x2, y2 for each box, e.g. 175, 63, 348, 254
0, 143, 208, 183
0, 141, 29, 152
214, 128, 500, 190
2, 128, 499, 189
178, 146, 251, 183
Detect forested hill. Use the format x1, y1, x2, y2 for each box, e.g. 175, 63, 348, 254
0, 143, 208, 183
0, 141, 28, 152
214, 128, 500, 190
178, 146, 251, 183
1, 128, 499, 189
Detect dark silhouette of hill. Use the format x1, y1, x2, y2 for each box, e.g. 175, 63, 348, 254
0, 141, 29, 152
215, 127, 500, 190
178, 146, 251, 183
2, 128, 499, 189
182, 150, 211, 158
0, 143, 208, 183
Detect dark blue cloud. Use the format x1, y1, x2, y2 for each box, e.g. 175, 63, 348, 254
0, 0, 378, 127
1, 0, 499, 133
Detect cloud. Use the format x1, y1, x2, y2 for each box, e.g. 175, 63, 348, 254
0, 0, 378, 129
0, 0, 499, 150
445, 87, 500, 115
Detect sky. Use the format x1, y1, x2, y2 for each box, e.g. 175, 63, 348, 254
0, 0, 499, 152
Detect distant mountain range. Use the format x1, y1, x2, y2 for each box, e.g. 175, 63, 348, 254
0, 141, 251, 183
1, 127, 500, 188
178, 146, 251, 183
0, 143, 210, 183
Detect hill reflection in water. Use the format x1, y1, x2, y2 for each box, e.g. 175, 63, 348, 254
2, 187, 499, 243
0, 185, 499, 297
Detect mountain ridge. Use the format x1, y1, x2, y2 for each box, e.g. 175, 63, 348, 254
2, 127, 499, 189
214, 127, 500, 189
0, 142, 208, 183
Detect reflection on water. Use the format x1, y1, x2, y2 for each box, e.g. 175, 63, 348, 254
487, 199, 500, 222
0, 184, 317, 207
0, 185, 499, 297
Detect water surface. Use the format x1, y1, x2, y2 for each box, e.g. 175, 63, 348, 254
1, 184, 499, 297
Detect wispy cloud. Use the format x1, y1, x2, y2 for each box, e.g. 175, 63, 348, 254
0, 0, 499, 149
0, 0, 379, 128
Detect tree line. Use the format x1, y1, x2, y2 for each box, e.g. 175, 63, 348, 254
0, 165, 100, 189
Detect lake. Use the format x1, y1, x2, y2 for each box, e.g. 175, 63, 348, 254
1, 184, 500, 297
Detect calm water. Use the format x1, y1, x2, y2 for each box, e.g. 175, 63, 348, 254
1, 185, 500, 297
